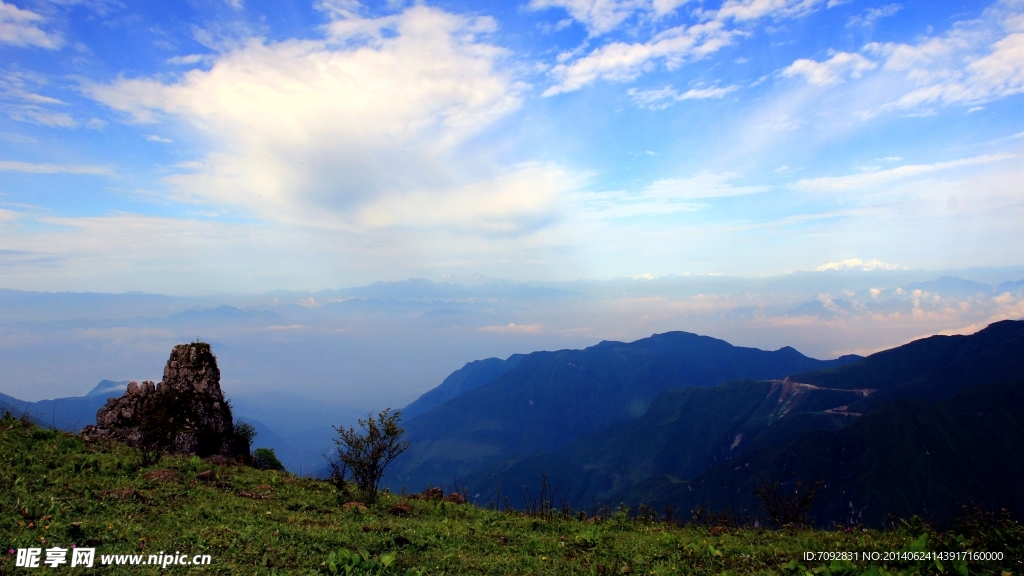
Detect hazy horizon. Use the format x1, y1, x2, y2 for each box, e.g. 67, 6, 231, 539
2, 262, 1022, 408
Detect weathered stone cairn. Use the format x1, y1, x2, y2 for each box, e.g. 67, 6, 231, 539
82, 342, 239, 457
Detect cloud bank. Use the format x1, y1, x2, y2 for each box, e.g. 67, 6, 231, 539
87, 6, 570, 239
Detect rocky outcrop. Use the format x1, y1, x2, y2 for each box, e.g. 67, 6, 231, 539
82, 343, 240, 457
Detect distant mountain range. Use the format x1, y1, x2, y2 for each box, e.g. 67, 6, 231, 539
392, 319, 1024, 526
638, 379, 1024, 527
401, 355, 525, 420
385, 331, 860, 492
620, 320, 1024, 526
0, 380, 128, 431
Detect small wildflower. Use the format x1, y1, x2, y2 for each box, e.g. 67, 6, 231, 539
8, 549, 14, 555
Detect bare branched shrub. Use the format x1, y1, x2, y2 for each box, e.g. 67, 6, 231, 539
326, 408, 410, 504
755, 478, 822, 527
689, 503, 736, 528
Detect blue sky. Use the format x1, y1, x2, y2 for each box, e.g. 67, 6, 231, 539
1, 0, 1022, 293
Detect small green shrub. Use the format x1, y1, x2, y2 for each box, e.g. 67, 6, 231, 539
253, 447, 285, 471
325, 548, 397, 575
232, 421, 257, 454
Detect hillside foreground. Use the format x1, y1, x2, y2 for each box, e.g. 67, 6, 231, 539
2, 413, 1022, 575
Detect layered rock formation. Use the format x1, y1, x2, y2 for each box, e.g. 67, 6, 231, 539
82, 343, 240, 457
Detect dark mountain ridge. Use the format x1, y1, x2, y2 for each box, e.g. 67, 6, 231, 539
634, 380, 1024, 527
462, 378, 867, 507
0, 381, 128, 432
793, 319, 1024, 409
385, 330, 860, 492
402, 355, 525, 420
599, 320, 1024, 526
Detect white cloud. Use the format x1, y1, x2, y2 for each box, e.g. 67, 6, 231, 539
848, 3, 901, 27
865, 35, 965, 73
0, 160, 113, 174
543, 21, 734, 95
0, 209, 573, 293
760, 1, 1024, 121
0, 213, 304, 293
856, 1, 1024, 111
527, 0, 695, 36
479, 322, 544, 333
352, 163, 576, 235
543, 0, 824, 95
0, 69, 76, 127
145, 134, 173, 143
0, 0, 63, 49
166, 54, 209, 65
572, 172, 769, 220
782, 51, 877, 85
651, 0, 692, 17
628, 83, 739, 108
645, 172, 769, 199
814, 258, 905, 271
667, 84, 738, 98
9, 108, 75, 127
528, 0, 653, 36
711, 0, 821, 23
792, 153, 1017, 192
86, 6, 557, 236
882, 32, 1024, 108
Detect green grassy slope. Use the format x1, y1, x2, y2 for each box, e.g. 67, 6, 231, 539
2, 413, 1021, 575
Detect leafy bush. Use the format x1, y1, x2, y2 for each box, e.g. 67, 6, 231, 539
232, 421, 257, 456
252, 447, 285, 471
